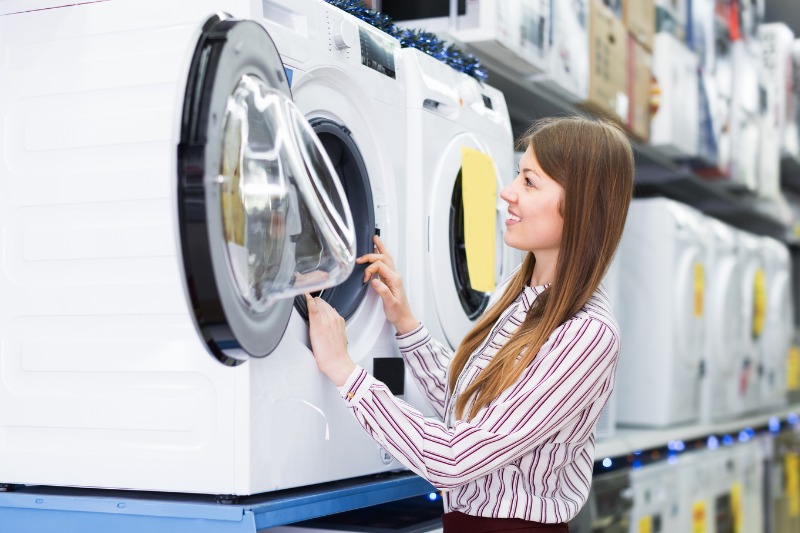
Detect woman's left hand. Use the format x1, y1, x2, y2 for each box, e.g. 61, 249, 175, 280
305, 294, 356, 387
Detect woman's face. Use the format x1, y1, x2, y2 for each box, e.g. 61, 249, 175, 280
499, 146, 564, 253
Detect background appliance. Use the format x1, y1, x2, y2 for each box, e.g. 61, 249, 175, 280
675, 450, 714, 532
700, 218, 745, 422
0, 0, 410, 496
568, 468, 632, 532
736, 230, 767, 415
760, 236, 794, 410
400, 45, 517, 354
628, 461, 681, 533
615, 198, 708, 427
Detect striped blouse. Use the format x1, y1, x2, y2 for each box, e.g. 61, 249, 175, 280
337, 283, 620, 523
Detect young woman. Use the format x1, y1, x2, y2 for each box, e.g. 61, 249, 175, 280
305, 116, 635, 532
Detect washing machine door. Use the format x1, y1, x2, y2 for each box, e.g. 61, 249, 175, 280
711, 257, 740, 377
178, 16, 356, 366
429, 134, 506, 349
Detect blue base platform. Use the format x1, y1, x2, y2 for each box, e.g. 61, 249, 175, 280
0, 472, 436, 532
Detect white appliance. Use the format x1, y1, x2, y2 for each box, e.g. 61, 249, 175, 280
388, 0, 550, 78
596, 256, 621, 439
760, 237, 794, 410
736, 230, 766, 415
261, 0, 429, 413
649, 32, 700, 159
615, 198, 707, 427
628, 461, 681, 533
675, 450, 714, 533
729, 40, 761, 192
400, 46, 516, 353
0, 0, 412, 496
700, 218, 745, 423
707, 445, 739, 533
735, 438, 767, 533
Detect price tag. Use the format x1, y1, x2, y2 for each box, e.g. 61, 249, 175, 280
752, 268, 766, 338
787, 453, 800, 517
788, 346, 800, 391
692, 500, 707, 533
638, 515, 652, 533
460, 147, 497, 293
694, 263, 704, 317
731, 482, 743, 532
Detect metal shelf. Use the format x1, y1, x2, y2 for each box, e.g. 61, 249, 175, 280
592, 403, 800, 475
476, 58, 792, 242
0, 471, 435, 532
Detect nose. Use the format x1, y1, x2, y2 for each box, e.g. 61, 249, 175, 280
500, 181, 517, 204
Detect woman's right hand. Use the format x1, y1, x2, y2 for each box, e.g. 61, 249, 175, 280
357, 235, 420, 335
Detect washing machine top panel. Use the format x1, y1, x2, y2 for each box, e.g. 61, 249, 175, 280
177, 15, 356, 365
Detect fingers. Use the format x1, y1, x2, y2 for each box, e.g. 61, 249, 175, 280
363, 260, 400, 285
371, 278, 393, 300
304, 293, 318, 314
355, 253, 389, 265
373, 235, 390, 257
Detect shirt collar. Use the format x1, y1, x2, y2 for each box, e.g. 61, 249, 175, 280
520, 283, 549, 312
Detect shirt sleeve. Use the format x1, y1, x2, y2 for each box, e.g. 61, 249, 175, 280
337, 317, 618, 490
394, 324, 453, 419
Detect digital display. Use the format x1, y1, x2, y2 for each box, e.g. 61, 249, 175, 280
359, 27, 396, 79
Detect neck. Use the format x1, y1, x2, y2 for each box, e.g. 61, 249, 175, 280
530, 249, 558, 287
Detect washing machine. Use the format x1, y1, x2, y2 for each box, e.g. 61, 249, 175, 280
734, 438, 768, 533
399, 46, 517, 354
675, 450, 714, 533
760, 236, 794, 410
628, 461, 681, 533
700, 218, 745, 423
0, 0, 414, 496
736, 230, 766, 416
769, 429, 800, 533
615, 198, 708, 427
568, 468, 632, 532
707, 444, 740, 533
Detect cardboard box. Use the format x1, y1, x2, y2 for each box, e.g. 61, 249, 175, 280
627, 34, 652, 141
624, 0, 655, 51
588, 0, 629, 123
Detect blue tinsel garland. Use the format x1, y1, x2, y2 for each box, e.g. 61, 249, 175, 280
324, 0, 488, 81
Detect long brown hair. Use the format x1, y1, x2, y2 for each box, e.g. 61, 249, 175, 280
449, 116, 634, 420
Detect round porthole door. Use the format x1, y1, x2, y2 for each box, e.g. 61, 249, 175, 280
177, 15, 356, 366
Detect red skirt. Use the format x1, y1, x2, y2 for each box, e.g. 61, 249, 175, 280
442, 511, 569, 532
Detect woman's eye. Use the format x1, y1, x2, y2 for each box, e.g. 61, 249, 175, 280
525, 178, 534, 187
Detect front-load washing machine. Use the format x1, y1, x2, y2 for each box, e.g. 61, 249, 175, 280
736, 230, 767, 415
261, 0, 437, 418
707, 444, 739, 533
629, 461, 681, 533
399, 46, 516, 353
700, 218, 746, 423
615, 198, 708, 427
0, 0, 409, 496
759, 236, 794, 410
735, 438, 767, 533
675, 450, 714, 533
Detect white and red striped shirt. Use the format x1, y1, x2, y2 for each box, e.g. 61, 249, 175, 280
338, 284, 620, 523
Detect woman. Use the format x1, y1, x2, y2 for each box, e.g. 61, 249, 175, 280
305, 116, 634, 531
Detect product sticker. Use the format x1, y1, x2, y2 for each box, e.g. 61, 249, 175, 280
460, 147, 497, 293
692, 500, 707, 533
638, 515, 652, 533
788, 346, 800, 391
731, 482, 743, 532
694, 263, 704, 317
752, 268, 766, 338
787, 452, 800, 517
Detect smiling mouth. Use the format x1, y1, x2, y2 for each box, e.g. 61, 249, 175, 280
507, 213, 521, 222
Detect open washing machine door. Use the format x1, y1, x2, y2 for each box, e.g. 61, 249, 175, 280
177, 16, 356, 366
